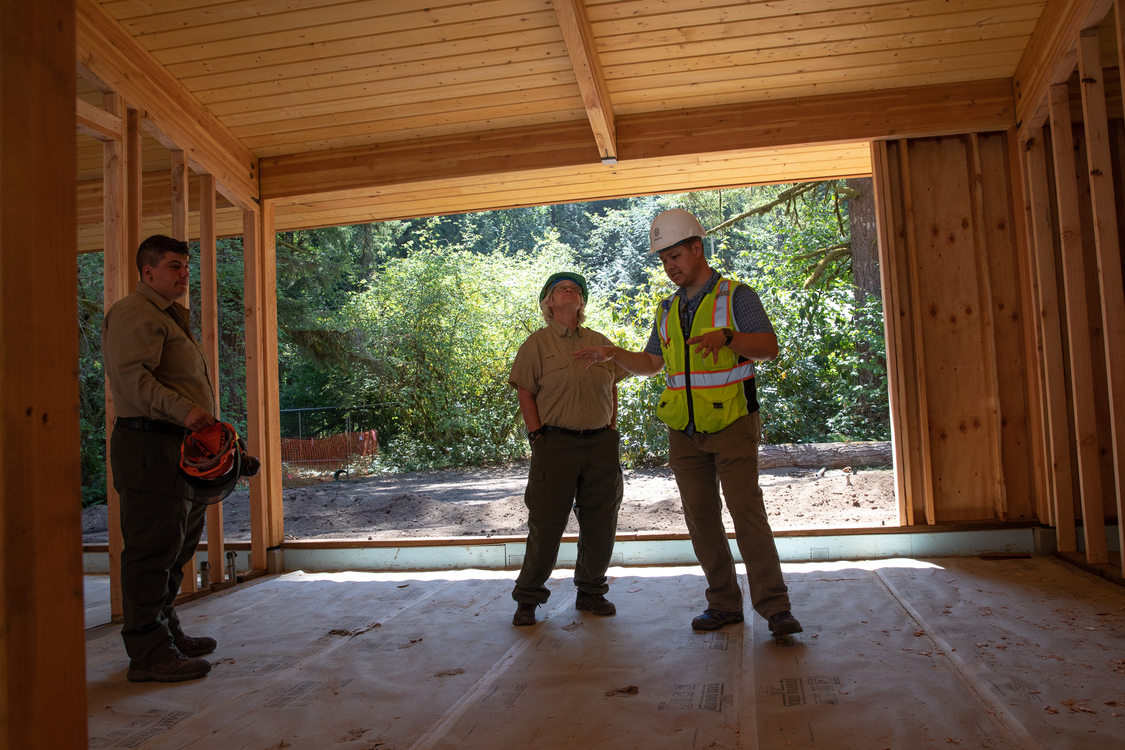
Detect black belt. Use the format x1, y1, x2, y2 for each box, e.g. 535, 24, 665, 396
544, 425, 612, 437
115, 417, 188, 436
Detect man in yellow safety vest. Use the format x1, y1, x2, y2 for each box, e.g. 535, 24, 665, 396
576, 209, 801, 637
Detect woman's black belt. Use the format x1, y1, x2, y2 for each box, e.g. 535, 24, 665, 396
115, 417, 189, 436
544, 425, 611, 436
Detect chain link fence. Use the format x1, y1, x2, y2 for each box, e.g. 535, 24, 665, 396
279, 405, 387, 487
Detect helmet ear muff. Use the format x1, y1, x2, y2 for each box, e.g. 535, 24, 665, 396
180, 422, 255, 504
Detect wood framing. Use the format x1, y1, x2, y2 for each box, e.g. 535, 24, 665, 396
1048, 83, 1109, 563
199, 174, 228, 585
1, 0, 87, 745
1022, 129, 1079, 550
552, 0, 616, 162
1077, 27, 1125, 574
243, 206, 284, 574
75, 0, 258, 210
1014, 0, 1115, 130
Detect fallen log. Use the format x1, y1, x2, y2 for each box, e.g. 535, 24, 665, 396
759, 441, 892, 470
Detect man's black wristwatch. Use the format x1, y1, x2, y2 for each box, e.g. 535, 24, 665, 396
721, 327, 734, 347
528, 426, 546, 444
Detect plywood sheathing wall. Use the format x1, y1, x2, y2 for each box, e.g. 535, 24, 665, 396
876, 132, 1037, 525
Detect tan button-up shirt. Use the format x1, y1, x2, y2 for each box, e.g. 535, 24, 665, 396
509, 320, 628, 431
102, 282, 216, 426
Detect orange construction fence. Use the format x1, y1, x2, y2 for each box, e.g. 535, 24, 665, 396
280, 429, 379, 467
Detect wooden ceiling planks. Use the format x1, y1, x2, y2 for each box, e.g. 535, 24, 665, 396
75, 0, 1061, 244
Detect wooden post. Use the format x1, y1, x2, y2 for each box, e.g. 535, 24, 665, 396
101, 92, 130, 621
169, 149, 197, 594
1, 0, 88, 744
126, 108, 142, 257
199, 173, 226, 584
1023, 130, 1078, 551
871, 141, 916, 526
1047, 83, 1108, 564
244, 204, 284, 573
1077, 29, 1125, 574
897, 143, 937, 525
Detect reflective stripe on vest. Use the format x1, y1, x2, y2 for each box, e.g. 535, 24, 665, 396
655, 277, 754, 432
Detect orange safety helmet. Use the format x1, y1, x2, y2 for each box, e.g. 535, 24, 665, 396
179, 421, 259, 504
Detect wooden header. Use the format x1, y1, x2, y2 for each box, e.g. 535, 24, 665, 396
261, 79, 1013, 204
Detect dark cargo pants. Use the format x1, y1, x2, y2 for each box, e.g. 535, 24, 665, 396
110, 425, 207, 665
513, 428, 623, 604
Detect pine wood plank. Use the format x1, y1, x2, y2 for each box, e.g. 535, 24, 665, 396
220, 78, 580, 132
1007, 128, 1053, 527
1077, 28, 1125, 570
969, 134, 1014, 519
168, 21, 563, 83
871, 141, 919, 526
594, 2, 1042, 53
1, 0, 87, 743
1048, 82, 1108, 563
101, 92, 129, 622
906, 137, 1001, 521
198, 173, 227, 586
898, 142, 937, 524
1022, 129, 1078, 548
197, 52, 572, 113
602, 25, 1035, 79
243, 205, 285, 574
146, 3, 559, 64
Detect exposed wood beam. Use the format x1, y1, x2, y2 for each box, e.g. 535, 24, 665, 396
552, 0, 617, 163
75, 0, 258, 210
622, 79, 1014, 161
1013, 0, 1114, 132
261, 80, 1011, 202
76, 96, 121, 142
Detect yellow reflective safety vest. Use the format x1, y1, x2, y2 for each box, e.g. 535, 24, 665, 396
655, 278, 757, 433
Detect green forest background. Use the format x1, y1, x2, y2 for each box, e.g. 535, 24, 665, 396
77, 179, 889, 506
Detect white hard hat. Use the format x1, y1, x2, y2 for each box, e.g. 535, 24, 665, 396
649, 208, 706, 254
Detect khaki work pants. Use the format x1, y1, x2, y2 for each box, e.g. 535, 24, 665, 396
668, 412, 791, 619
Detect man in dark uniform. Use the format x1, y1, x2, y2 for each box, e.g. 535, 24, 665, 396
103, 234, 218, 682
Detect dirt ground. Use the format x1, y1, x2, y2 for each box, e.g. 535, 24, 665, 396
82, 462, 898, 543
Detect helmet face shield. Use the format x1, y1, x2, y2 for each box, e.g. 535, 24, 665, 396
180, 422, 257, 504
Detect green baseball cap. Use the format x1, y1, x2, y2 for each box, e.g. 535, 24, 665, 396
539, 271, 588, 302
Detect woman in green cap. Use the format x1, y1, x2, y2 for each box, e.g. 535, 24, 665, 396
507, 271, 630, 626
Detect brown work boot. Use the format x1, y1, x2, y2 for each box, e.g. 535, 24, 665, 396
127, 651, 211, 683
513, 603, 537, 626
174, 634, 217, 657
575, 592, 616, 616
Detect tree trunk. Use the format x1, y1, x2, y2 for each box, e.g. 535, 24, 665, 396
759, 441, 892, 469
848, 177, 879, 299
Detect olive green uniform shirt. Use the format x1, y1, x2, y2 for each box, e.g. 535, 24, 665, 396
102, 282, 216, 426
509, 320, 628, 431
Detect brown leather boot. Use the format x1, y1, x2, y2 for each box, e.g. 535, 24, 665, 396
127, 651, 211, 683
174, 634, 217, 657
